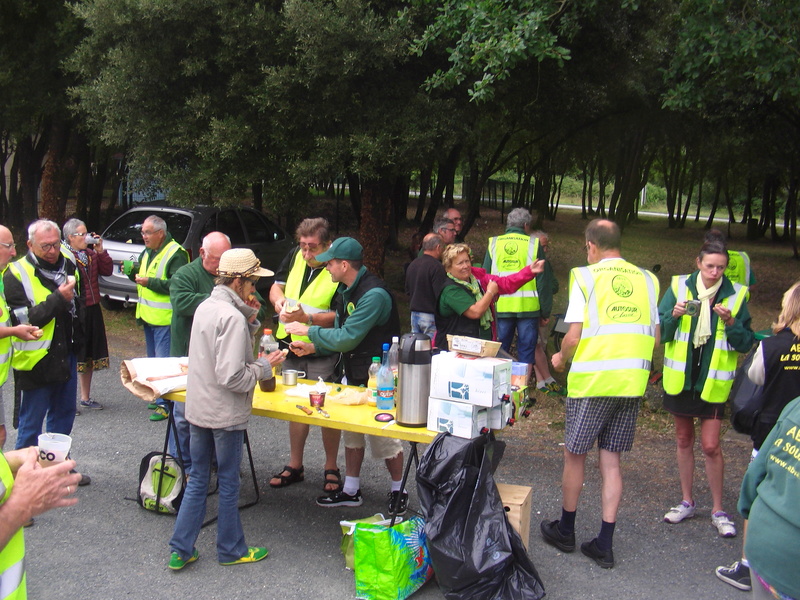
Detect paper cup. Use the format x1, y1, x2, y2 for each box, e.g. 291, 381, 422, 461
309, 391, 326, 408
38, 432, 72, 467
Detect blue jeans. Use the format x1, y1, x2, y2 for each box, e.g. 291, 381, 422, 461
171, 402, 191, 474
169, 426, 247, 563
15, 354, 78, 449
497, 317, 539, 364
410, 311, 437, 342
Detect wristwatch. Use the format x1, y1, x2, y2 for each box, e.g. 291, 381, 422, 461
307, 313, 313, 326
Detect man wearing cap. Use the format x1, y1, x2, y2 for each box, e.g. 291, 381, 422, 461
285, 237, 407, 516
168, 248, 285, 571
268, 218, 341, 493
130, 215, 189, 422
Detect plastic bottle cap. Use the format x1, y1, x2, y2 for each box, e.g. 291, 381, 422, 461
265, 329, 272, 335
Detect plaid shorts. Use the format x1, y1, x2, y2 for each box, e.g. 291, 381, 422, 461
564, 397, 641, 454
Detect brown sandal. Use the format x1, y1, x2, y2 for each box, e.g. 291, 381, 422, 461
269, 465, 304, 488
323, 469, 342, 493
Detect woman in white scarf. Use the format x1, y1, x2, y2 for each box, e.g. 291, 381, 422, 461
658, 240, 755, 539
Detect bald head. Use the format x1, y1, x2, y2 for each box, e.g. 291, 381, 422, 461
200, 231, 232, 275
421, 233, 445, 258
0, 225, 16, 271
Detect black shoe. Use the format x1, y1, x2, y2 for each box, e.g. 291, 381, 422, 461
715, 561, 751, 591
71, 470, 91, 486
540, 519, 575, 552
387, 491, 408, 516
581, 538, 614, 569
316, 489, 362, 507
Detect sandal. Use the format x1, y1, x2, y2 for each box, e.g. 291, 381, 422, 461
269, 465, 304, 488
323, 468, 343, 493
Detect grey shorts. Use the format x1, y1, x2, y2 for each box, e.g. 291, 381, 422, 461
564, 397, 640, 454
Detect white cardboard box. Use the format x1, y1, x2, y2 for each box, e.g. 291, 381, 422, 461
489, 398, 515, 429
430, 352, 512, 407
427, 397, 488, 439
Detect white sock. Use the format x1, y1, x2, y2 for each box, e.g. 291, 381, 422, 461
343, 476, 360, 496
545, 377, 556, 384
390, 480, 404, 493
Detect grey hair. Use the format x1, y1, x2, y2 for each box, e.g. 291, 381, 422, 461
530, 230, 547, 240
28, 219, 61, 242
506, 208, 531, 230
143, 215, 167, 233
62, 218, 85, 241
201, 231, 231, 251
433, 217, 454, 234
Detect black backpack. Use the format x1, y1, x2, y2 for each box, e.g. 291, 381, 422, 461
729, 349, 765, 436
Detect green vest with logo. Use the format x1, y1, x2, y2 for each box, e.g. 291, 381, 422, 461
662, 275, 749, 402
135, 240, 188, 326
276, 251, 338, 343
487, 233, 539, 314
0, 454, 26, 600
6, 260, 55, 372
567, 260, 659, 398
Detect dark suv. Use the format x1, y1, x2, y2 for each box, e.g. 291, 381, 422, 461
99, 204, 293, 306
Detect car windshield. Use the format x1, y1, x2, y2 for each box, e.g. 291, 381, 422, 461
102, 211, 193, 245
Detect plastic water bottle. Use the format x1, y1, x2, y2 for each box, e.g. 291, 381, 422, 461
388, 335, 400, 388
259, 328, 279, 356
376, 343, 395, 410
367, 357, 381, 407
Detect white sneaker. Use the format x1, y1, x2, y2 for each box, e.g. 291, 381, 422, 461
664, 501, 696, 523
711, 511, 737, 537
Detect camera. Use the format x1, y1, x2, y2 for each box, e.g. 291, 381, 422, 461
685, 300, 702, 316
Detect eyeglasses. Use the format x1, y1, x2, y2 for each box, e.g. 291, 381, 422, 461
299, 243, 321, 252
443, 228, 456, 233
141, 229, 159, 237
0, 242, 13, 249
38, 242, 60, 252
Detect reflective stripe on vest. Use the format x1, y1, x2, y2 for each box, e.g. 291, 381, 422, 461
7, 260, 55, 371
135, 241, 187, 326
0, 292, 11, 386
567, 261, 658, 398
276, 251, 338, 343
662, 276, 749, 402
487, 233, 540, 313
0, 456, 26, 600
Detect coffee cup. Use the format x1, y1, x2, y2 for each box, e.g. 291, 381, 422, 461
282, 369, 305, 386
309, 391, 326, 408
38, 432, 72, 467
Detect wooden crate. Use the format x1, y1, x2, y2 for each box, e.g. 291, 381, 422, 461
496, 483, 532, 548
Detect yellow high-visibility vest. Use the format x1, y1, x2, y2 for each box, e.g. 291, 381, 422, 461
135, 240, 187, 326
0, 290, 11, 385
6, 260, 55, 372
662, 275, 749, 402
0, 454, 26, 600
275, 251, 338, 343
487, 233, 539, 313
567, 260, 659, 398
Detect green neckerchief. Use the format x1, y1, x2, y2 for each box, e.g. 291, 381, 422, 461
447, 272, 493, 330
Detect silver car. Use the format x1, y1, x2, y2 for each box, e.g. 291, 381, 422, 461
99, 204, 294, 307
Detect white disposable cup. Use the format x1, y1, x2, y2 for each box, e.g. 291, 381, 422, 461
38, 432, 72, 467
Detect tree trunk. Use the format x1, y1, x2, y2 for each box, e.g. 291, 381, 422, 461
358, 178, 391, 276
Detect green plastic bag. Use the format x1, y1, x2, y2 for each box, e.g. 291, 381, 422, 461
353, 516, 433, 600
340, 513, 400, 570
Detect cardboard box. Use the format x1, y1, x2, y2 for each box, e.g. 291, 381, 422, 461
496, 483, 533, 548
446, 335, 501, 357
430, 352, 512, 407
427, 397, 488, 439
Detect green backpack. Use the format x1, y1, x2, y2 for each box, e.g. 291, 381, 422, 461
137, 451, 185, 514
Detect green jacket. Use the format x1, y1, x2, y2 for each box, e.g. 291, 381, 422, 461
739, 396, 800, 599
658, 271, 754, 394
482, 226, 553, 318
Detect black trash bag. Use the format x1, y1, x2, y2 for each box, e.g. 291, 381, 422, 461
730, 348, 765, 435
416, 432, 545, 600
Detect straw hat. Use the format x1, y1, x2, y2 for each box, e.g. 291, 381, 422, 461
217, 248, 273, 278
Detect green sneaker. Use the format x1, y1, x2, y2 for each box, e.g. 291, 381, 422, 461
169, 549, 198, 571
147, 402, 158, 410
150, 406, 169, 421
220, 546, 269, 566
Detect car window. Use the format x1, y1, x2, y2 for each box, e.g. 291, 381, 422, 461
208, 210, 247, 245
241, 210, 285, 243
102, 211, 193, 246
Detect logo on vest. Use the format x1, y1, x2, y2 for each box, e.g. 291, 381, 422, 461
347, 301, 356, 315
612, 275, 633, 298
606, 302, 641, 322
502, 242, 518, 256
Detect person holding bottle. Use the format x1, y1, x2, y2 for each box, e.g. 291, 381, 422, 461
285, 237, 406, 516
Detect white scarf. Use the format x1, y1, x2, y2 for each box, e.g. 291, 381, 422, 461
692, 276, 722, 348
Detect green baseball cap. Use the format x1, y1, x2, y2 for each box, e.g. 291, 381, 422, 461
314, 237, 363, 262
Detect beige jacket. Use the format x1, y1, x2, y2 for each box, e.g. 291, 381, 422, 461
185, 285, 268, 429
